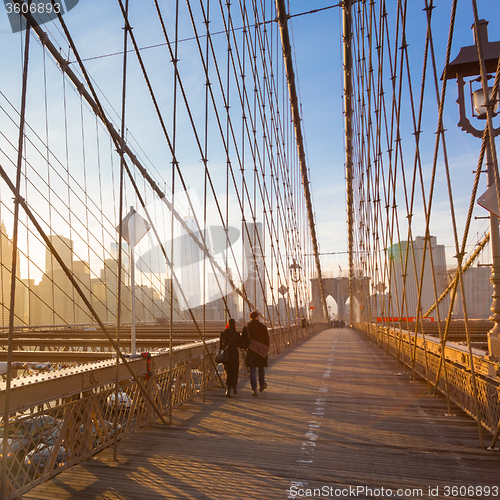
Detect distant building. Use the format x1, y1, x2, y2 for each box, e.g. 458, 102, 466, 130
164, 278, 189, 321
278, 297, 290, 326
92, 254, 131, 324
134, 284, 163, 322
45, 235, 72, 274
72, 260, 92, 324
37, 235, 74, 325
178, 217, 202, 312
0, 222, 26, 326
223, 271, 242, 321
266, 297, 292, 327
449, 265, 493, 319
201, 271, 243, 322
242, 222, 266, 317
386, 236, 449, 320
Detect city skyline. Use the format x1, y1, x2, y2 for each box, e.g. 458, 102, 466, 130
1, 216, 495, 328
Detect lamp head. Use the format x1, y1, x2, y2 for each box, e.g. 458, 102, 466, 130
289, 260, 302, 282
444, 19, 500, 137
472, 86, 499, 119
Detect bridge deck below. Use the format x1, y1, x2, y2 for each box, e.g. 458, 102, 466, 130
21, 329, 499, 500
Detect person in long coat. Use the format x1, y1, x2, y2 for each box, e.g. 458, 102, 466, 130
219, 318, 241, 397
241, 310, 270, 397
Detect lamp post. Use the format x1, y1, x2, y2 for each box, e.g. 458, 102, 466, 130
445, 19, 500, 357
290, 259, 302, 325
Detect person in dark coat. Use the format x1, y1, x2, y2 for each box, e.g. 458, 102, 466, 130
241, 310, 270, 397
219, 318, 241, 397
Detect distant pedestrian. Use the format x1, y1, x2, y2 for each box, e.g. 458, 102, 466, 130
219, 318, 242, 397
242, 310, 270, 397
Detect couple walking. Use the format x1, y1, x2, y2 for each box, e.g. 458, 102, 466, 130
219, 310, 269, 397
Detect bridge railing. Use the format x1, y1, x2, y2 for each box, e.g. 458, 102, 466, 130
0, 322, 323, 499
357, 322, 500, 436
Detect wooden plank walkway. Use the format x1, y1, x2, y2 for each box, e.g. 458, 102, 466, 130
21, 328, 499, 500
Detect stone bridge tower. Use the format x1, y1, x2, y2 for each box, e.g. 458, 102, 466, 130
310, 276, 370, 324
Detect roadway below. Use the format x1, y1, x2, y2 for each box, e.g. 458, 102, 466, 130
20, 328, 499, 500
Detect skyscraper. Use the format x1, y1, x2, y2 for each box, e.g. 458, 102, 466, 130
242, 222, 266, 317
386, 236, 448, 320
177, 217, 202, 312
39, 235, 74, 324
45, 235, 73, 274
0, 221, 25, 326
